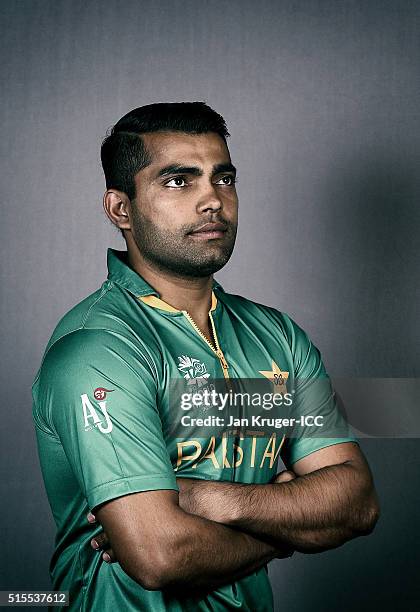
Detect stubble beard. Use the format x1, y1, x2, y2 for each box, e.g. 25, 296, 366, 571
130, 204, 237, 278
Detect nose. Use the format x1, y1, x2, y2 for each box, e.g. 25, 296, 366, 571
196, 183, 223, 214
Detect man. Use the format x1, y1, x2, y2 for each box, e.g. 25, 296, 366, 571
32, 102, 379, 611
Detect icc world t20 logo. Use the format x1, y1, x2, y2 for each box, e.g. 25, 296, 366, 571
177, 355, 210, 389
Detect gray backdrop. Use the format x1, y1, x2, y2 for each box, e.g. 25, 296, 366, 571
1, 0, 419, 610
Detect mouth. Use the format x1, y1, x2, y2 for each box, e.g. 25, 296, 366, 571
188, 222, 228, 241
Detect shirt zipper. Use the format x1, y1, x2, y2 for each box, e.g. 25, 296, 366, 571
182, 310, 230, 381
182, 307, 236, 482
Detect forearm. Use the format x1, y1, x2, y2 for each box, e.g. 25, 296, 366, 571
178, 463, 379, 552
156, 509, 279, 592
105, 499, 284, 592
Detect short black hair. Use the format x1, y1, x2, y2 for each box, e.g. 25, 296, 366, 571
101, 101, 230, 236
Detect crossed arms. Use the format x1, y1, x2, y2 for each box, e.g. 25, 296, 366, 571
90, 441, 379, 592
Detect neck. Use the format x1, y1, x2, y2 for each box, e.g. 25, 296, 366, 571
126, 242, 214, 320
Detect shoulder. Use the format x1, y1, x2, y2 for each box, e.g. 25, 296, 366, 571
32, 326, 159, 430
43, 280, 131, 350
33, 280, 158, 386
217, 288, 310, 345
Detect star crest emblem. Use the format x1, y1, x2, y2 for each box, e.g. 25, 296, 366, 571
259, 360, 289, 391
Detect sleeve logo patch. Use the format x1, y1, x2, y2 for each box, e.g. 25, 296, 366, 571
81, 393, 113, 433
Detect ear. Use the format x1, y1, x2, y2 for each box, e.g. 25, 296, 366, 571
103, 190, 131, 231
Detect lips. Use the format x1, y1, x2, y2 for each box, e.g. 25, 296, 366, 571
189, 222, 227, 234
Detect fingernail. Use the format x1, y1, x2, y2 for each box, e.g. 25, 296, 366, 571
103, 553, 111, 563
91, 539, 99, 550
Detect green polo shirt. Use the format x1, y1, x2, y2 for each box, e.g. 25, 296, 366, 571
32, 248, 357, 611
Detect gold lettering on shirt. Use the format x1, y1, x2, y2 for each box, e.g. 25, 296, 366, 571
199, 436, 220, 468
175, 434, 286, 471
176, 440, 201, 469
221, 434, 231, 467
250, 436, 257, 467
232, 442, 244, 467
260, 433, 285, 468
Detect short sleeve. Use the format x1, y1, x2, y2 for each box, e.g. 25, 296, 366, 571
36, 328, 178, 510
280, 315, 358, 467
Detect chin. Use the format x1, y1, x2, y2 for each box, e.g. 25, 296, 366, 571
169, 257, 227, 278
192, 257, 230, 277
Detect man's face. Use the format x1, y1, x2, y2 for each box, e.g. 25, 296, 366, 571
129, 131, 238, 278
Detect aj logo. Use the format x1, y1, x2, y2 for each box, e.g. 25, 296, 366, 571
81, 393, 113, 433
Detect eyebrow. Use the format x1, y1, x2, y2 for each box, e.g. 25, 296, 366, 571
155, 162, 237, 179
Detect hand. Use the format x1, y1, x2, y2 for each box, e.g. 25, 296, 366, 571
272, 469, 296, 484
176, 477, 207, 515
87, 512, 116, 564
176, 477, 226, 522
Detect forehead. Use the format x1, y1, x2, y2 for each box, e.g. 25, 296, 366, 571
141, 131, 231, 169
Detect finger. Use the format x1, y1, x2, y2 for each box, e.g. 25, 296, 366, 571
102, 548, 117, 563
275, 470, 296, 483
87, 512, 97, 524
91, 532, 110, 551
91, 538, 100, 551
96, 531, 110, 549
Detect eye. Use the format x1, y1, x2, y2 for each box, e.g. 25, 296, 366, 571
215, 175, 237, 186
165, 176, 189, 188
